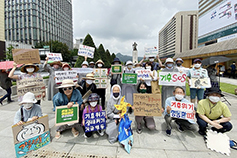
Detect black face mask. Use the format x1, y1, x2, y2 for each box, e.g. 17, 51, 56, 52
176, 63, 182, 66
113, 93, 119, 98
89, 65, 94, 68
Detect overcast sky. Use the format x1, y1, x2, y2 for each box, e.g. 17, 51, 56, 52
72, 0, 198, 56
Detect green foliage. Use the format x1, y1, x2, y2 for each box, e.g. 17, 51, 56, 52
97, 44, 111, 68
111, 53, 116, 62
5, 45, 14, 61
220, 82, 236, 95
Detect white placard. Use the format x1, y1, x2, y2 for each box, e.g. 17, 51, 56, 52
46, 52, 63, 61
78, 44, 95, 59
55, 70, 78, 84
159, 71, 187, 86
136, 69, 151, 80
190, 77, 211, 89
71, 68, 93, 74
144, 47, 158, 57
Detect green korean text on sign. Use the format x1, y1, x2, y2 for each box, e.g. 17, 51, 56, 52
122, 73, 137, 84
111, 65, 122, 74
55, 105, 79, 126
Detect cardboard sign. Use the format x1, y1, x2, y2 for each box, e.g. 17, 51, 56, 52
111, 65, 122, 74
55, 70, 77, 84
17, 77, 45, 100
46, 52, 63, 61
144, 47, 158, 57
78, 44, 95, 59
55, 104, 79, 126
12, 49, 40, 64
133, 93, 162, 116
136, 69, 151, 80
12, 115, 50, 158
170, 101, 195, 122
93, 68, 108, 78
84, 111, 106, 133
159, 72, 187, 86
190, 77, 211, 88
122, 73, 137, 84
94, 78, 108, 89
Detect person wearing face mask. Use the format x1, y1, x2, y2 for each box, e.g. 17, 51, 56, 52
110, 58, 122, 87
95, 59, 107, 110
82, 93, 104, 138
14, 92, 43, 125
143, 54, 163, 71
187, 59, 208, 104
9, 62, 45, 104
53, 79, 83, 139
161, 58, 179, 109
163, 86, 197, 136
196, 87, 232, 136
62, 63, 71, 71
89, 61, 95, 68
135, 82, 156, 134
106, 84, 125, 143
43, 57, 62, 101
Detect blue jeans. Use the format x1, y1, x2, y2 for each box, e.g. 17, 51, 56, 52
190, 88, 204, 100
196, 114, 232, 133
0, 87, 12, 102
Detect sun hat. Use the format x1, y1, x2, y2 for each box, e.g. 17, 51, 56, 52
95, 59, 104, 65
89, 61, 95, 65
82, 73, 95, 80
49, 61, 62, 67
88, 93, 99, 102
175, 58, 183, 63
57, 79, 75, 88
20, 63, 39, 73
165, 58, 174, 64
126, 61, 133, 66
19, 92, 37, 105
206, 87, 224, 97
193, 58, 202, 63
62, 63, 71, 69
81, 61, 89, 66
112, 58, 121, 64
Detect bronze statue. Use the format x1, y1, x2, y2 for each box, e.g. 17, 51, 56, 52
132, 42, 137, 51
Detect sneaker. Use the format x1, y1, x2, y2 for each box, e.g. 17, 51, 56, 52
175, 122, 184, 133
166, 129, 171, 136
97, 130, 104, 136
7, 100, 14, 103
83, 133, 88, 138
136, 128, 142, 134
198, 130, 206, 136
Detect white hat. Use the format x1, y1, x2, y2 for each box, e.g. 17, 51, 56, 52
175, 58, 183, 63
89, 61, 95, 65
57, 79, 75, 88
19, 92, 37, 105
81, 61, 89, 66
165, 58, 174, 64
126, 61, 133, 66
82, 73, 95, 80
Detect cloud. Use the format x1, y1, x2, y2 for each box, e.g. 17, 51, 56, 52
73, 0, 198, 56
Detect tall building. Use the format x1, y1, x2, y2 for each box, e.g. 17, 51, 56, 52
0, 0, 5, 60
4, 0, 73, 49
159, 11, 198, 58
198, 0, 237, 46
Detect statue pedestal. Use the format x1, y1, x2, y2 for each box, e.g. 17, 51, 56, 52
132, 50, 138, 64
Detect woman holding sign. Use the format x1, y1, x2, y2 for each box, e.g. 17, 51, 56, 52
53, 79, 83, 139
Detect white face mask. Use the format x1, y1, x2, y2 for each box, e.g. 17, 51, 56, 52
149, 58, 154, 62
194, 63, 201, 68
63, 67, 69, 71
86, 80, 93, 85
127, 65, 133, 69
90, 101, 97, 107
23, 103, 33, 109
26, 68, 35, 73
209, 96, 220, 103
98, 64, 103, 67
175, 94, 184, 100
146, 66, 151, 70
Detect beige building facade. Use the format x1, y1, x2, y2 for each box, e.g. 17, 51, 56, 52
159, 11, 198, 58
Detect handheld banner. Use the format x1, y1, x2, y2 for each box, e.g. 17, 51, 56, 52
135, 69, 151, 80
170, 101, 195, 122
93, 68, 108, 88
122, 73, 137, 84
159, 72, 187, 86
78, 44, 95, 59
12, 49, 40, 64
46, 52, 63, 61
12, 115, 50, 158
55, 70, 77, 84
144, 47, 158, 57
190, 77, 211, 89
55, 104, 79, 126
111, 65, 122, 74
84, 111, 106, 133
133, 93, 162, 116
71, 68, 93, 74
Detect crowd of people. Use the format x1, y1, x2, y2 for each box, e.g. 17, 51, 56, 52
1, 54, 233, 145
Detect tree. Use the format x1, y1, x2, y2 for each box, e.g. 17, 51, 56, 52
111, 53, 116, 62
105, 49, 112, 67
5, 45, 14, 61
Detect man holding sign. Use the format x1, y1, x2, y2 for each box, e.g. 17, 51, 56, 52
164, 86, 196, 136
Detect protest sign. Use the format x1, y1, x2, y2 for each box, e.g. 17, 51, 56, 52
78, 44, 95, 59
159, 71, 187, 86
84, 111, 106, 133
133, 93, 162, 116
93, 68, 108, 88
144, 47, 158, 57
170, 101, 195, 122
12, 115, 50, 158
93, 68, 108, 78
71, 68, 93, 74
111, 65, 122, 74
17, 77, 45, 100
122, 73, 137, 84
55, 104, 79, 126
135, 69, 151, 80
82, 90, 92, 103
55, 70, 77, 84
190, 77, 211, 88
12, 49, 40, 64
46, 52, 63, 61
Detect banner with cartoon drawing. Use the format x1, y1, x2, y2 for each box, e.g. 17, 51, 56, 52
12, 115, 50, 158
190, 77, 211, 89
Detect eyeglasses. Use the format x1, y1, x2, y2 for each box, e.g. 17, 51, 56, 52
63, 87, 73, 91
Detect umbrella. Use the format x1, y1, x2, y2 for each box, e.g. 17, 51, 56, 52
0, 61, 22, 70
202, 56, 231, 66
